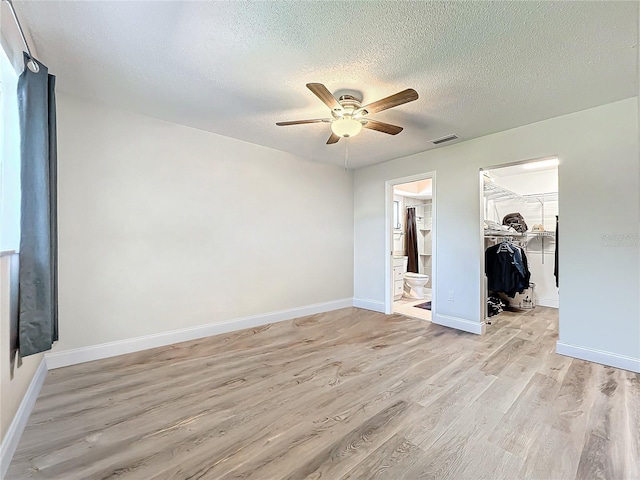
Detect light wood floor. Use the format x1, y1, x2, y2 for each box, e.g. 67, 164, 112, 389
392, 296, 432, 322
7, 307, 640, 479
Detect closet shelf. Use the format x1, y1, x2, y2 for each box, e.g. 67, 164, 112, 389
484, 183, 558, 204
484, 231, 525, 238
483, 183, 524, 202
485, 231, 555, 240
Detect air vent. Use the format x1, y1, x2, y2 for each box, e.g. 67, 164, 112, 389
431, 134, 459, 145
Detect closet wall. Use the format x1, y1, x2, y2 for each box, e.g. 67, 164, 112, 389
485, 168, 558, 308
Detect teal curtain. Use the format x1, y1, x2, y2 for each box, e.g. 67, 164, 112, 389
17, 54, 58, 356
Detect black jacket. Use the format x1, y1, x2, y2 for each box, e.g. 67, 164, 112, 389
485, 242, 531, 297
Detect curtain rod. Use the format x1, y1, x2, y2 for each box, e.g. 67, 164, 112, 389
3, 0, 39, 72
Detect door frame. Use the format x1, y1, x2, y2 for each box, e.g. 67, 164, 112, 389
479, 155, 560, 323
384, 171, 437, 315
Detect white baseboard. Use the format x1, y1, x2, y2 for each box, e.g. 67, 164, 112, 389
432, 313, 485, 335
556, 342, 640, 373
537, 297, 559, 308
1, 358, 48, 479
352, 298, 386, 313
46, 298, 353, 370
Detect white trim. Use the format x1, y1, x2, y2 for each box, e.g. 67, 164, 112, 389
433, 313, 485, 335
556, 342, 640, 373
536, 297, 559, 308
479, 172, 488, 326
1, 358, 48, 479
352, 298, 386, 313
46, 298, 353, 370
536, 298, 560, 308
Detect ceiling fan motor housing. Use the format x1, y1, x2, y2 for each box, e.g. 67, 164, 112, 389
332, 95, 366, 120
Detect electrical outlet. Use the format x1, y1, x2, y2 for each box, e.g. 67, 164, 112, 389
448, 291, 455, 302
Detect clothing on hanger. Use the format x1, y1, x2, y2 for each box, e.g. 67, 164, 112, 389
485, 241, 531, 297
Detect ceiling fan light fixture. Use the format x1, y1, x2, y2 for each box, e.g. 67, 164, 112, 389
276, 84, 418, 144
331, 118, 363, 138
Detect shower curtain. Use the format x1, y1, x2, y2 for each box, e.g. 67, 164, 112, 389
405, 207, 419, 273
17, 54, 58, 356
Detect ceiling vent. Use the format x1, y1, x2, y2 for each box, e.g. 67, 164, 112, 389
431, 134, 459, 145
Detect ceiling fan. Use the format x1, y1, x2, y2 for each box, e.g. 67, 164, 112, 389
276, 83, 419, 144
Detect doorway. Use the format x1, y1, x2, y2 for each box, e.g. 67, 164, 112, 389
385, 172, 436, 321
480, 157, 559, 328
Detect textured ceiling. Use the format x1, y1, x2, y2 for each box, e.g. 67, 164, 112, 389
15, 1, 639, 169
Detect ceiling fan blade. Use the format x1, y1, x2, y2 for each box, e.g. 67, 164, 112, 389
307, 83, 343, 112
276, 119, 331, 126
357, 88, 418, 116
363, 119, 403, 135
326, 132, 341, 144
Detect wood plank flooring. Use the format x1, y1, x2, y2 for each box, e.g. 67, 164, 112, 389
7, 307, 640, 479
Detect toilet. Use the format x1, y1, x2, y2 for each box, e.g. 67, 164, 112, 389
404, 272, 430, 299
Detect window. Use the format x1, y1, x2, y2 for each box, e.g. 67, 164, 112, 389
393, 200, 400, 230
0, 45, 21, 252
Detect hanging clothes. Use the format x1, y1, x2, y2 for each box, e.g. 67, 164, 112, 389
485, 241, 531, 298
405, 207, 419, 273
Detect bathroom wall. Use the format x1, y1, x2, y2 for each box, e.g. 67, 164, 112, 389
410, 199, 432, 287
420, 200, 433, 288
392, 194, 405, 255
394, 196, 433, 288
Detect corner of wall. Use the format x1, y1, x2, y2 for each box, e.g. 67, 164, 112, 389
46, 298, 354, 369
0, 357, 47, 479
556, 342, 640, 373
432, 313, 485, 335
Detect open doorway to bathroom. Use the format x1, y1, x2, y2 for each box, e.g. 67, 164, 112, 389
386, 174, 435, 321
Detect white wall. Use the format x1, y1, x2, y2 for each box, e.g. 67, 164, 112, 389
0, 254, 44, 444
354, 98, 639, 369
53, 94, 354, 352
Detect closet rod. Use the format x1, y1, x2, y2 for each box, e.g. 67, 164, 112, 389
2, 0, 39, 72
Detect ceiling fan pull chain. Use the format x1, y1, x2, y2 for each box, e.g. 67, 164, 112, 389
344, 137, 349, 170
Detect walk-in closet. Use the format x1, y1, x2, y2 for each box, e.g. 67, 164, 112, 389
482, 158, 559, 321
